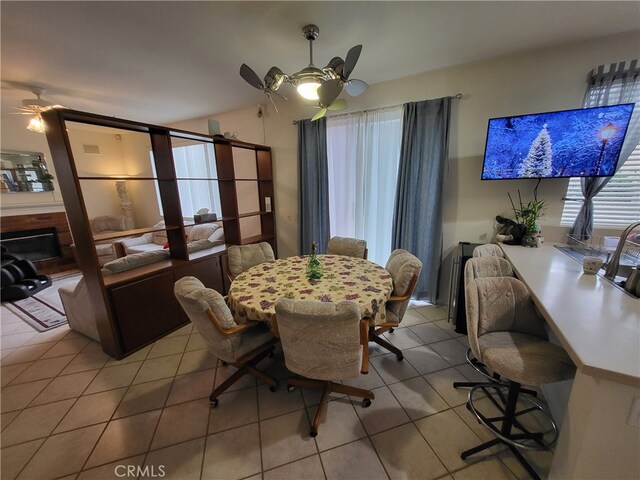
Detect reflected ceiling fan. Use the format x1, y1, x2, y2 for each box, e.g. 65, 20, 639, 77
13, 86, 66, 133
239, 24, 368, 120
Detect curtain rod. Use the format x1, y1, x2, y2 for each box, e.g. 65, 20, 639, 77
291, 93, 463, 125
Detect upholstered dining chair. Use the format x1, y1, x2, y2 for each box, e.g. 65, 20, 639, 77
461, 276, 575, 480
275, 298, 374, 437
226, 242, 275, 282
326, 236, 368, 259
472, 243, 505, 258
174, 276, 278, 407
369, 249, 422, 361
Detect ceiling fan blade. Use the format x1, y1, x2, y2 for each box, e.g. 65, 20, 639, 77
312, 108, 328, 122
240, 63, 265, 90
318, 79, 342, 108
342, 45, 362, 79
344, 79, 368, 97
327, 98, 347, 111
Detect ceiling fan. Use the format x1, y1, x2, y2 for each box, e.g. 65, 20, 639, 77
239, 24, 368, 120
13, 86, 66, 133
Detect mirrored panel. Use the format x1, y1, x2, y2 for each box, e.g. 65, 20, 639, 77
1, 150, 54, 192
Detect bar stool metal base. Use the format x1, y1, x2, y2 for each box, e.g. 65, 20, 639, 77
461, 382, 557, 480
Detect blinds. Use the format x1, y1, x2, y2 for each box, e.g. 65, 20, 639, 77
561, 145, 640, 227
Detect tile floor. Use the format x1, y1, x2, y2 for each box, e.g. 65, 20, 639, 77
1, 298, 554, 480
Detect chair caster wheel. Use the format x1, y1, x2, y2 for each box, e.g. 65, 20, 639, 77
210, 398, 219, 408
309, 429, 317, 437
396, 353, 404, 361
268, 351, 275, 358
269, 385, 278, 392
221, 361, 228, 366
362, 398, 372, 408
287, 384, 295, 392
388, 328, 394, 333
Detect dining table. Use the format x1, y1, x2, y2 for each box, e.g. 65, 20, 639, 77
227, 254, 394, 329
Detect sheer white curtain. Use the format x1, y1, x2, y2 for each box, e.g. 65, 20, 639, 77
151, 142, 222, 218
326, 106, 403, 265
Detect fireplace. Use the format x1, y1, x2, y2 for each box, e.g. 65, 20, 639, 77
1, 227, 61, 261
0, 212, 77, 274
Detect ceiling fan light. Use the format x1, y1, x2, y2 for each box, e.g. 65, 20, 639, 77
296, 78, 322, 100
27, 114, 45, 133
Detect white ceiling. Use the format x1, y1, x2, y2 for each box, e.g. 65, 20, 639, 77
2, 1, 639, 124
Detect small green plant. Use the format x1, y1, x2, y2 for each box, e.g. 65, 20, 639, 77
41, 173, 54, 183
508, 190, 545, 234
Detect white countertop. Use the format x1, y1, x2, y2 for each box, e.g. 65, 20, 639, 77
500, 243, 640, 387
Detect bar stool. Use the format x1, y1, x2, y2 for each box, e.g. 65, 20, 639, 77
472, 243, 505, 258
453, 256, 515, 388
461, 276, 575, 480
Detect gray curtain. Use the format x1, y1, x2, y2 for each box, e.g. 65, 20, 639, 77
298, 118, 330, 254
569, 60, 640, 240
392, 97, 452, 302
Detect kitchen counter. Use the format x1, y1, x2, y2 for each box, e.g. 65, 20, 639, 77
499, 243, 640, 479
501, 243, 639, 386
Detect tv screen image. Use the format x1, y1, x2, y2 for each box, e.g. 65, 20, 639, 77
481, 103, 634, 180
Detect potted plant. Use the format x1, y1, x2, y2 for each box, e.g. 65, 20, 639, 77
509, 190, 545, 247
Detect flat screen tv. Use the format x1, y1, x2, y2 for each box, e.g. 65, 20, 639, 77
481, 103, 634, 180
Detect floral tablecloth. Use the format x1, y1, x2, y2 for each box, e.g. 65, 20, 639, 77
228, 255, 393, 324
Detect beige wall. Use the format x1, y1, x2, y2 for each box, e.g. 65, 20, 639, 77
259, 30, 640, 303
2, 30, 637, 302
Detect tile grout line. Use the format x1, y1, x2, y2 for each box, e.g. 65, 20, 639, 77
74, 346, 153, 476
3, 305, 545, 480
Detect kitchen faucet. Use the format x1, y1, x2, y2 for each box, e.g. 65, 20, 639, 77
604, 221, 640, 280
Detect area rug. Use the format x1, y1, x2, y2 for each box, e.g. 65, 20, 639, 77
4, 270, 81, 332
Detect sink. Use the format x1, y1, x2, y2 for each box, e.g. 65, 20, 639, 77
555, 244, 637, 296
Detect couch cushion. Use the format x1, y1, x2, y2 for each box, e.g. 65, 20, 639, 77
125, 243, 165, 255
102, 250, 170, 274
188, 223, 222, 242
90, 215, 127, 234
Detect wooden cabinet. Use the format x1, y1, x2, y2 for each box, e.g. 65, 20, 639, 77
43, 109, 275, 359
110, 271, 180, 352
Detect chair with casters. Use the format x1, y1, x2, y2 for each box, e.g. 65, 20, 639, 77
472, 243, 505, 258
226, 242, 275, 282
326, 236, 368, 259
275, 298, 374, 437
174, 276, 278, 407
461, 276, 575, 480
368, 249, 422, 361
453, 256, 519, 389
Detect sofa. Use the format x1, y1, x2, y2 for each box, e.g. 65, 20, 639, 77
118, 221, 224, 255
89, 215, 131, 266
59, 250, 172, 342
59, 238, 225, 342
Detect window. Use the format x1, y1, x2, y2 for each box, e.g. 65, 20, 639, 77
561, 144, 640, 227
326, 106, 403, 264
151, 142, 222, 218
561, 64, 640, 228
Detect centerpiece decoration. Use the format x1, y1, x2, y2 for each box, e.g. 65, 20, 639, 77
496, 190, 545, 247
306, 242, 324, 279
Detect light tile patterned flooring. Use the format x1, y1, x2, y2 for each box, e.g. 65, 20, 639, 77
1, 299, 554, 480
